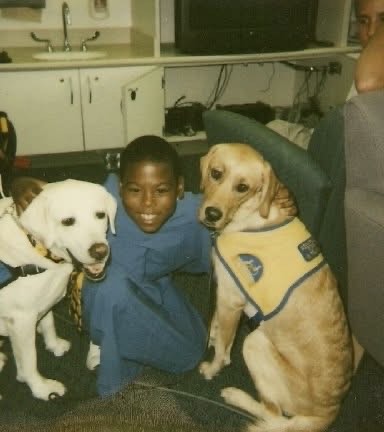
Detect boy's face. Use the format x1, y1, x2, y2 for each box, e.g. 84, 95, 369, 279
356, 0, 384, 46
120, 160, 184, 233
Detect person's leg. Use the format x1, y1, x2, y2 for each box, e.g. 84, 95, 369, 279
83, 274, 207, 397
116, 277, 207, 372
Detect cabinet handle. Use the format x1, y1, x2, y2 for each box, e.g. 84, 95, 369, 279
87, 76, 92, 104
69, 77, 74, 105
128, 87, 138, 101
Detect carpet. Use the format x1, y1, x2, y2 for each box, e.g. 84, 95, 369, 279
1, 272, 383, 432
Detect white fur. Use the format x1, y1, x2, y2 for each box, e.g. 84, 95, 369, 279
0, 179, 116, 400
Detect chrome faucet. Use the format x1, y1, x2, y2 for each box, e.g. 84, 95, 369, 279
62, 2, 72, 52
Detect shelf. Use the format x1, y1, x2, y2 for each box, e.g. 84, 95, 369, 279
160, 44, 360, 67
166, 130, 206, 143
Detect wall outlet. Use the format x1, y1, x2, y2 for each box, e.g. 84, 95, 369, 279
328, 61, 342, 75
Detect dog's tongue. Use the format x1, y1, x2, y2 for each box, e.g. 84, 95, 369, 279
84, 263, 105, 277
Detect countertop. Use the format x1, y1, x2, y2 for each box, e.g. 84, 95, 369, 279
0, 43, 361, 72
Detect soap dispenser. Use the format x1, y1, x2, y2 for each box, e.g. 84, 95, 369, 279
89, 0, 109, 20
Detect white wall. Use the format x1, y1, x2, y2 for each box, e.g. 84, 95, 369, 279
165, 63, 297, 110
0, 0, 131, 29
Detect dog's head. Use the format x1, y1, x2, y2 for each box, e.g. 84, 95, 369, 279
19, 179, 117, 280
199, 143, 278, 231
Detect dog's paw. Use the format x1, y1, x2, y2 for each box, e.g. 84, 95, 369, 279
0, 352, 7, 372
46, 338, 71, 357
31, 378, 66, 401
199, 361, 221, 380
221, 387, 245, 405
221, 387, 263, 418
86, 342, 100, 371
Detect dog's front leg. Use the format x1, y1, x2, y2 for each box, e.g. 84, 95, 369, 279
37, 311, 71, 357
6, 312, 66, 400
200, 292, 243, 380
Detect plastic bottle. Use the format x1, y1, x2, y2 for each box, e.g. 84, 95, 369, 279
89, 0, 109, 20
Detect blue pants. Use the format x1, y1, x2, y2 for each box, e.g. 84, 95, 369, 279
83, 271, 207, 397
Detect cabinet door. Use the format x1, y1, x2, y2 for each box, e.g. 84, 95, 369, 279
122, 66, 164, 144
0, 69, 83, 155
80, 66, 163, 151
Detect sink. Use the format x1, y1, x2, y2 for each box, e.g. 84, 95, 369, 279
33, 50, 107, 61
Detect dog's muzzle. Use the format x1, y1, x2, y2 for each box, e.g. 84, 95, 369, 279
205, 206, 223, 223
67, 243, 110, 281
88, 242, 109, 261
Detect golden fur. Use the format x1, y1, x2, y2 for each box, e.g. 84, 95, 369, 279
198, 143, 353, 432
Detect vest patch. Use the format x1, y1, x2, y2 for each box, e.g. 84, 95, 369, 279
215, 218, 325, 322
298, 237, 321, 262
239, 254, 263, 282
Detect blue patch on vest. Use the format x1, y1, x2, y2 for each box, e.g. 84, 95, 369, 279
239, 254, 263, 282
298, 237, 321, 262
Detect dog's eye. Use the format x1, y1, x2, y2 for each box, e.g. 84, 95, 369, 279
61, 217, 75, 226
96, 212, 106, 220
236, 183, 249, 193
210, 168, 222, 180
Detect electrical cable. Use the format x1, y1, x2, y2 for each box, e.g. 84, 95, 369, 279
169, 64, 233, 115
205, 65, 233, 110
132, 381, 257, 422
259, 63, 276, 93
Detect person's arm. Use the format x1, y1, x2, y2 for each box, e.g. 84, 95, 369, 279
274, 183, 297, 217
355, 25, 384, 93
10, 176, 46, 215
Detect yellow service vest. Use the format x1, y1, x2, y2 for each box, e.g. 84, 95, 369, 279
214, 218, 325, 322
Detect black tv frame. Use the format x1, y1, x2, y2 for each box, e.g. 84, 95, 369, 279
175, 0, 318, 55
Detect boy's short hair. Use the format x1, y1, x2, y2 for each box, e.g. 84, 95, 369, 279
119, 135, 182, 180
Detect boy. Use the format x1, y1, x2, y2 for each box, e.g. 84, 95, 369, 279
82, 135, 211, 397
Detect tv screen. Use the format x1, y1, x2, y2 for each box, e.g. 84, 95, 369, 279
175, 0, 318, 55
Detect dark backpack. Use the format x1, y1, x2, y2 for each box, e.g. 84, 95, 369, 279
0, 111, 17, 194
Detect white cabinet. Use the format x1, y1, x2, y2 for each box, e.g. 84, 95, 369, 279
0, 69, 84, 155
80, 66, 164, 151
0, 66, 164, 155
122, 67, 165, 144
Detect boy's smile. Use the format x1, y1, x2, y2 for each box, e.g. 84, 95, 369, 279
120, 160, 184, 233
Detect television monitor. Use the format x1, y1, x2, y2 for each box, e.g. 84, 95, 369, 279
175, 0, 318, 55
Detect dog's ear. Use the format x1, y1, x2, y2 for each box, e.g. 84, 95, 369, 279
105, 191, 117, 234
259, 160, 278, 219
200, 145, 219, 191
19, 192, 56, 249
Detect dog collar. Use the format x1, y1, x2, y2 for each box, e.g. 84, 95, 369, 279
14, 264, 46, 277
0, 264, 47, 290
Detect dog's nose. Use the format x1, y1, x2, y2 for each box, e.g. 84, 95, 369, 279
89, 243, 109, 260
205, 206, 223, 222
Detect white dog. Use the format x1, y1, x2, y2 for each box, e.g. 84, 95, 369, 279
0, 179, 116, 400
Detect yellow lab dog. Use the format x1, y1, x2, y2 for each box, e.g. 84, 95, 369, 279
198, 143, 353, 432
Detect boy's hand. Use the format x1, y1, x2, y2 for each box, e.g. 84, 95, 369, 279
10, 176, 47, 215
275, 183, 297, 217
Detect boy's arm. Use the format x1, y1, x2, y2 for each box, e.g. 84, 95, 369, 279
355, 25, 384, 93
10, 176, 47, 215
